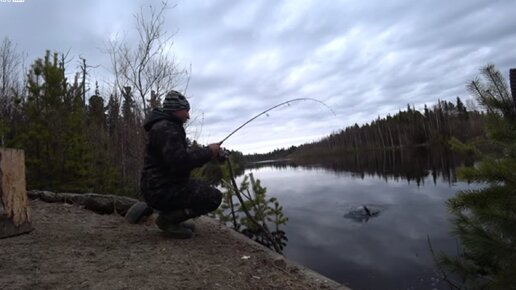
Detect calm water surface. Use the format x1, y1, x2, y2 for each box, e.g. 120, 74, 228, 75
240, 158, 480, 290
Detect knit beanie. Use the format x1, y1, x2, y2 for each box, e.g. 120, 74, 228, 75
162, 90, 190, 112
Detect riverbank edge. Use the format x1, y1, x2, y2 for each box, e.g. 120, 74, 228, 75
199, 216, 350, 289
25, 190, 350, 290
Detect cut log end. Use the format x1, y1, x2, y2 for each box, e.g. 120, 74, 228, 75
0, 214, 33, 239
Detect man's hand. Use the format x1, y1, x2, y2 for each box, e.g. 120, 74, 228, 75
208, 143, 221, 158
217, 148, 230, 162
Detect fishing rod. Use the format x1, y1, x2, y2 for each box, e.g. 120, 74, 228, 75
218, 97, 335, 145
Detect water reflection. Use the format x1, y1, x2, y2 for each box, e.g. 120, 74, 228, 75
246, 147, 474, 186
240, 149, 479, 290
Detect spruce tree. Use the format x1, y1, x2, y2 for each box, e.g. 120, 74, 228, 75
440, 65, 516, 289
86, 84, 121, 194
19, 51, 94, 192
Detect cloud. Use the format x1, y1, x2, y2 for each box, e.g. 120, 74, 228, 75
1, 0, 515, 153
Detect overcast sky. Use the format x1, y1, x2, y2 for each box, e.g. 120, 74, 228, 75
1, 0, 515, 153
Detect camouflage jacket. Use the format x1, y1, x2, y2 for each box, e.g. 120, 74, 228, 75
140, 109, 212, 196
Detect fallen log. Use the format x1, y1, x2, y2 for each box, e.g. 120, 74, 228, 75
27, 190, 139, 216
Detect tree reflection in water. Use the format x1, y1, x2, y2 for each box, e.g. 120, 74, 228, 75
246, 146, 474, 186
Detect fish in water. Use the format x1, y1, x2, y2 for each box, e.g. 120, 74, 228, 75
343, 205, 382, 223
363, 205, 372, 217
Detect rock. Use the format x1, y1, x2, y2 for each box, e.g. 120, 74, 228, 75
62, 193, 87, 206
27, 190, 41, 200
124, 201, 153, 224
273, 257, 287, 269
27, 191, 141, 217
114, 196, 139, 216
40, 191, 64, 203
83, 194, 115, 214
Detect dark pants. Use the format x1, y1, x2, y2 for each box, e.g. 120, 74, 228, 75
145, 179, 222, 218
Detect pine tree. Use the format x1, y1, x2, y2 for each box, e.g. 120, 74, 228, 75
18, 51, 94, 192
119, 86, 143, 195
456, 96, 468, 119
60, 70, 93, 191
85, 84, 121, 194
440, 65, 516, 289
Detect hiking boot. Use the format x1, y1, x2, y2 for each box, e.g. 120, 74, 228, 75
155, 211, 193, 239
158, 209, 190, 224
181, 219, 196, 232
159, 224, 193, 239
125, 202, 154, 224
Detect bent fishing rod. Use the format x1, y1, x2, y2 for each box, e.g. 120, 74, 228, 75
218, 97, 335, 145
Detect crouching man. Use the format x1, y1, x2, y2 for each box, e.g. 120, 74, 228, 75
140, 90, 222, 239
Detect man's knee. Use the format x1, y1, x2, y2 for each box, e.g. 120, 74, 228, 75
206, 187, 223, 211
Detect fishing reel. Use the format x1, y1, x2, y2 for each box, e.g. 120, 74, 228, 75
218, 148, 230, 162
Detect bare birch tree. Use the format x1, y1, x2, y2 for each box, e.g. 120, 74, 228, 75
0, 38, 23, 100
106, 1, 189, 116
0, 37, 24, 146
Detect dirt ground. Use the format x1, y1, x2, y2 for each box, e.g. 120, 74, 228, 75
0, 199, 344, 290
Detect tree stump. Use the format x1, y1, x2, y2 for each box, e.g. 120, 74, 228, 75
0, 148, 32, 238
510, 68, 516, 106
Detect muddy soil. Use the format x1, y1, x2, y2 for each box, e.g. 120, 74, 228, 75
0, 199, 342, 290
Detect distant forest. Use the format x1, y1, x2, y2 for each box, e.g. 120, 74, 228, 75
245, 98, 486, 162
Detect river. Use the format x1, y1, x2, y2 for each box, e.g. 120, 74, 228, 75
238, 149, 480, 290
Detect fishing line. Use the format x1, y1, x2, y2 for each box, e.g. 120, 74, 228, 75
219, 97, 335, 145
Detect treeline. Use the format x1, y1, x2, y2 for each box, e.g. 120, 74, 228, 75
246, 98, 486, 162
1, 50, 145, 196
245, 146, 297, 163
247, 146, 473, 186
